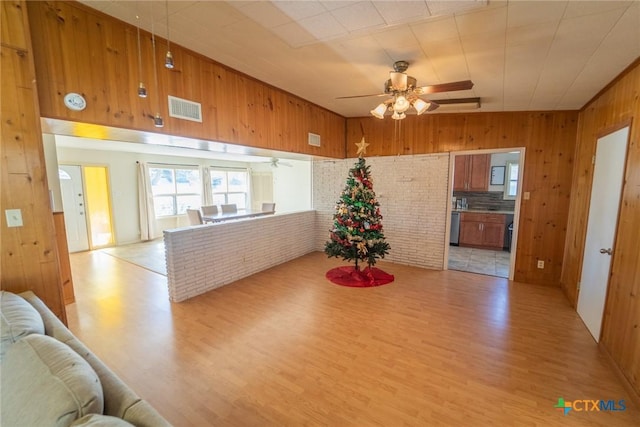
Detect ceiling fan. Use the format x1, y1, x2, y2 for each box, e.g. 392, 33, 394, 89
261, 157, 293, 168
338, 60, 474, 119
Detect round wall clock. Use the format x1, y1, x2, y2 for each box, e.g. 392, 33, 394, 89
63, 93, 87, 111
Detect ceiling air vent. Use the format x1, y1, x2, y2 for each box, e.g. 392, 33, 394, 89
308, 132, 321, 147
168, 95, 202, 122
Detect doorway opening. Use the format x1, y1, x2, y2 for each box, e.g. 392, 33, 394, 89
445, 148, 525, 280
59, 165, 115, 252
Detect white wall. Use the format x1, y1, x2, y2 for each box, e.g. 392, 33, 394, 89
55, 142, 252, 245
250, 160, 311, 213
313, 153, 450, 270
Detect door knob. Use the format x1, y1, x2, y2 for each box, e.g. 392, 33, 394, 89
599, 248, 612, 255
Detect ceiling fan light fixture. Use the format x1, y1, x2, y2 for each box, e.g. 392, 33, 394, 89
413, 98, 430, 115
370, 103, 387, 119
392, 111, 405, 120
389, 72, 408, 91
394, 95, 410, 113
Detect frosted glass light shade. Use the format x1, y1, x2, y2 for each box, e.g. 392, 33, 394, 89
370, 103, 387, 119
413, 98, 430, 115
391, 111, 406, 120
393, 95, 410, 113
389, 72, 408, 91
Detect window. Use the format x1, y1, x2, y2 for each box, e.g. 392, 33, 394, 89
210, 169, 248, 209
149, 166, 200, 217
504, 161, 519, 200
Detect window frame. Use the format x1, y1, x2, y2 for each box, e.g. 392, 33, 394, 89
149, 164, 201, 217
503, 161, 519, 200
209, 168, 250, 209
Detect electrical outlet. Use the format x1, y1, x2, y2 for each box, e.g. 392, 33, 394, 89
537, 260, 544, 269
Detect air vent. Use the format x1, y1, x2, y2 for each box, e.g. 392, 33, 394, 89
168, 96, 202, 122
308, 132, 321, 147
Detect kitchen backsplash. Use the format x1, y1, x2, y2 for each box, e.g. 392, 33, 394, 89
453, 191, 516, 212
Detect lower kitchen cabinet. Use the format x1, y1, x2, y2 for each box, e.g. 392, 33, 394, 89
459, 212, 505, 249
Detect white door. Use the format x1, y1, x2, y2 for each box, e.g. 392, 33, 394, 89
577, 126, 629, 342
59, 165, 89, 252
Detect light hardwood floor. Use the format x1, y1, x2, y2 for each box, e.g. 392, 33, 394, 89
67, 251, 638, 426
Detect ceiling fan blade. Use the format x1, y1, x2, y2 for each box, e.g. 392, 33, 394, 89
336, 93, 388, 99
415, 80, 474, 95
427, 101, 440, 112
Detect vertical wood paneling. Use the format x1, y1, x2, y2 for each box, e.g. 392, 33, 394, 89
1, 1, 66, 322
563, 58, 640, 397
347, 111, 578, 287
26, 1, 345, 158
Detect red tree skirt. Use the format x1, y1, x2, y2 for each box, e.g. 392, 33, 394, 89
326, 266, 394, 288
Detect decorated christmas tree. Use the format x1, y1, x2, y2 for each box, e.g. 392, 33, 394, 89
324, 138, 393, 287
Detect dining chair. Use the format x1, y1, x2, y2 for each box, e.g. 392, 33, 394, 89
221, 204, 237, 214
261, 202, 276, 213
186, 209, 204, 225
201, 205, 218, 216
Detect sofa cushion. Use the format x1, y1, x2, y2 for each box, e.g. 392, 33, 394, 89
71, 414, 135, 426
0, 290, 45, 359
0, 334, 104, 427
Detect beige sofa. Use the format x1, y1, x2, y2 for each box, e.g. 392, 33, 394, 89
0, 290, 172, 426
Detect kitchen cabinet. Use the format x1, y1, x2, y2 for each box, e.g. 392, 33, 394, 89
453, 154, 490, 191
459, 212, 505, 249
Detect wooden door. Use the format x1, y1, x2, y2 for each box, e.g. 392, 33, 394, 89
468, 154, 489, 191
460, 221, 483, 245
482, 223, 505, 248
453, 156, 468, 191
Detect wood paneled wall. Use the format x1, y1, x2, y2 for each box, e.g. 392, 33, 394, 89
562, 58, 640, 396
25, 1, 345, 158
1, 0, 66, 321
346, 111, 579, 286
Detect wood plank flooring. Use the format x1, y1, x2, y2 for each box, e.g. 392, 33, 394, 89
66, 251, 639, 426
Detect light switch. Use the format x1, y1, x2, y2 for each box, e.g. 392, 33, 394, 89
523, 191, 530, 200
5, 209, 24, 227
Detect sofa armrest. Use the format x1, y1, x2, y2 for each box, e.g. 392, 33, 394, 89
18, 291, 172, 426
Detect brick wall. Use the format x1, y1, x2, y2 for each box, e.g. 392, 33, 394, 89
313, 154, 451, 269
164, 211, 316, 302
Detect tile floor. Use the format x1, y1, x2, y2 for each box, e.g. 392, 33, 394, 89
448, 245, 511, 278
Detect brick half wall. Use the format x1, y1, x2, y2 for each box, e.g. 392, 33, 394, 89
164, 211, 316, 302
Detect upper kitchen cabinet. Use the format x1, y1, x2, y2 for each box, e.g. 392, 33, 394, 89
453, 154, 489, 191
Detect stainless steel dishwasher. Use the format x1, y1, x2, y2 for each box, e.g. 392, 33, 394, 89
450, 211, 460, 245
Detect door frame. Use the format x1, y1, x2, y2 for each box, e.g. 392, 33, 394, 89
59, 162, 116, 250
444, 147, 526, 281
577, 120, 632, 341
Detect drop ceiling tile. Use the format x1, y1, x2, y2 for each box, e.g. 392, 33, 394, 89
273, 1, 328, 20
506, 22, 557, 48
454, 4, 507, 37
426, 0, 490, 18
270, 21, 318, 48
175, 2, 246, 30
411, 16, 459, 42
506, 1, 566, 28
298, 12, 348, 41
419, 37, 469, 82
331, 2, 385, 32
563, 0, 632, 19
320, 1, 354, 12
373, 1, 430, 25
234, 1, 292, 29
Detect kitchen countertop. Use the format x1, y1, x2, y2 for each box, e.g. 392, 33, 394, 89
452, 209, 515, 215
